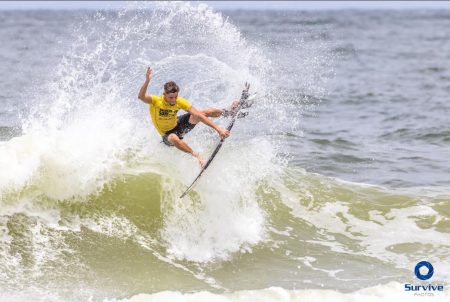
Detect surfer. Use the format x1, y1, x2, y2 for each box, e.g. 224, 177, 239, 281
138, 66, 238, 167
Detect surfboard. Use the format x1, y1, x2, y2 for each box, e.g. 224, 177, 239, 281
179, 83, 255, 198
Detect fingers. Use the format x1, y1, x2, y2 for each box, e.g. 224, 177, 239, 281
146, 66, 152, 79
222, 130, 230, 139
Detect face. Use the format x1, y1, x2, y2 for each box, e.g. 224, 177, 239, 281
163, 92, 178, 105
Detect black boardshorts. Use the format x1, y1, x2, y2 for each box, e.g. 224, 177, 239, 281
162, 113, 197, 146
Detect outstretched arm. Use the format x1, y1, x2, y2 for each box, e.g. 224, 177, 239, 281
138, 66, 153, 104
188, 107, 230, 140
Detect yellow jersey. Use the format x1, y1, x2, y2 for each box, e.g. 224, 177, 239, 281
149, 95, 192, 135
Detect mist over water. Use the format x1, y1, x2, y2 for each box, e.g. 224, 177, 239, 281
0, 2, 449, 302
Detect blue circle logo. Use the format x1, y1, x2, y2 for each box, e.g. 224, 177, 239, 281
414, 261, 434, 280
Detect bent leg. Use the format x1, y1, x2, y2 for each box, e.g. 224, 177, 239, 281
203, 108, 224, 117
188, 108, 223, 124
190, 100, 241, 123
168, 133, 193, 154
168, 133, 205, 167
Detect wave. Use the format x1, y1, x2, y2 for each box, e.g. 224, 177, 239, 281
1, 160, 449, 294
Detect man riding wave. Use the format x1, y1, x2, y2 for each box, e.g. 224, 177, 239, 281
138, 66, 239, 167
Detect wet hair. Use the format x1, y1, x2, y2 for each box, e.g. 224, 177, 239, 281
164, 81, 180, 94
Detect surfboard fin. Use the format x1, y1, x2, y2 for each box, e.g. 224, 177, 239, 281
241, 82, 251, 100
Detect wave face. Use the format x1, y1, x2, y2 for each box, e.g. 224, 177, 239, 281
0, 3, 449, 302
1, 166, 449, 301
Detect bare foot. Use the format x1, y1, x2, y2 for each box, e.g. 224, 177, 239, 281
222, 100, 240, 118
231, 100, 240, 110
193, 152, 206, 168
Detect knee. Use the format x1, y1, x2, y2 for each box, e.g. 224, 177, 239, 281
167, 133, 180, 144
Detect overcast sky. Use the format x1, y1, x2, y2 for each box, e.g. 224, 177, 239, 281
1, 1, 450, 11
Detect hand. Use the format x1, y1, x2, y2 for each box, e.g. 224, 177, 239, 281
146, 66, 152, 81
217, 127, 230, 140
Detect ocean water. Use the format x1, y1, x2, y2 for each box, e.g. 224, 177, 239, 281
0, 2, 449, 301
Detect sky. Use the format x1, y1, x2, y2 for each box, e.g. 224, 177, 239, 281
1, 1, 450, 11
